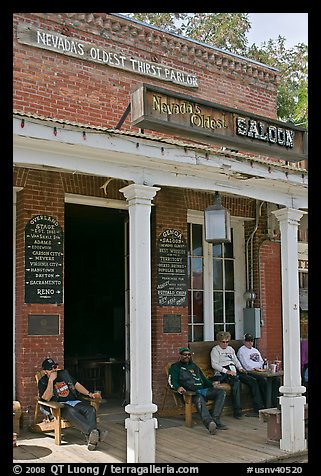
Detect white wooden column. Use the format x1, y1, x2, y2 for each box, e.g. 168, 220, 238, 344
272, 207, 307, 452
120, 183, 160, 463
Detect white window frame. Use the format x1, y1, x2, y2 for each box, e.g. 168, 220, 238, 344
187, 210, 246, 340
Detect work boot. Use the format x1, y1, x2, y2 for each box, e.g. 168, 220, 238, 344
87, 429, 99, 450
233, 411, 243, 419
99, 429, 109, 442
213, 418, 228, 430
208, 421, 217, 435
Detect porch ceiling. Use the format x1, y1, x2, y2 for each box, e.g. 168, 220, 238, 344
13, 117, 308, 209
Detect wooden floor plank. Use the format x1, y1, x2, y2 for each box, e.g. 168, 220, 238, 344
13, 402, 307, 464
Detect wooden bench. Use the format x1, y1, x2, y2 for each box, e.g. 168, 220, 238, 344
159, 340, 253, 426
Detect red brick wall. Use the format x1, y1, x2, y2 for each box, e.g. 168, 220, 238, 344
13, 168, 127, 424
258, 241, 282, 362
13, 12, 278, 133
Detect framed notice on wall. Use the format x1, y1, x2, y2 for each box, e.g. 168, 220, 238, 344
25, 215, 63, 304
163, 314, 181, 333
157, 229, 188, 306
28, 314, 60, 336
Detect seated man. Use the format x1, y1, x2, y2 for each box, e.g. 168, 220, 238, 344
210, 331, 264, 418
168, 346, 228, 434
38, 357, 108, 450
237, 333, 280, 408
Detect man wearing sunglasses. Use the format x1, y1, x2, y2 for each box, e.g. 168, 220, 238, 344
168, 347, 228, 434
38, 358, 108, 450
210, 332, 264, 419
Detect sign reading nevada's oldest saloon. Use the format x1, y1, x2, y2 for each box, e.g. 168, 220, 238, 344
25, 215, 63, 304
131, 84, 307, 162
157, 229, 188, 306
16, 24, 198, 88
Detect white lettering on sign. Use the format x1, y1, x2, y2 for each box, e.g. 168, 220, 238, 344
236, 117, 294, 149
17, 24, 198, 88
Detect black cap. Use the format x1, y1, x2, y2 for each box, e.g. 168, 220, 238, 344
244, 333, 254, 341
42, 358, 58, 370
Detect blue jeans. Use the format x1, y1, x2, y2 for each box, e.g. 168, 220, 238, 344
213, 373, 242, 414
192, 387, 226, 428
61, 401, 97, 435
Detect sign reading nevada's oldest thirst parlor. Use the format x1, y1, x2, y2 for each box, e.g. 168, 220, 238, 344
25, 215, 63, 304
16, 24, 198, 89
157, 229, 188, 306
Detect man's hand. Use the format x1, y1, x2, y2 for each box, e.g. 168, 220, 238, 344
238, 368, 246, 374
48, 370, 57, 381
177, 386, 186, 394
226, 369, 237, 376
91, 392, 102, 399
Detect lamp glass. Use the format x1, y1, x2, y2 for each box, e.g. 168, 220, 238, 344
204, 193, 231, 243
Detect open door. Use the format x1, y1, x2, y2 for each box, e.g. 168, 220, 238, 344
64, 202, 128, 403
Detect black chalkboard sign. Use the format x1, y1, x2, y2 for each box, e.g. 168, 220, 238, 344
157, 229, 188, 306
25, 215, 63, 304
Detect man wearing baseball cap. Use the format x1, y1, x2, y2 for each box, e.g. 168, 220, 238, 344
237, 334, 280, 408
38, 357, 108, 450
168, 346, 228, 434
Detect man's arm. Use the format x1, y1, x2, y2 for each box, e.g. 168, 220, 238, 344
41, 371, 57, 401
74, 381, 101, 399
168, 363, 181, 390
237, 348, 248, 369
197, 366, 213, 388
210, 347, 228, 373
231, 349, 244, 371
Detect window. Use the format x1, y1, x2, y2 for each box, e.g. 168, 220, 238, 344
212, 237, 235, 338
187, 223, 204, 342
187, 212, 245, 342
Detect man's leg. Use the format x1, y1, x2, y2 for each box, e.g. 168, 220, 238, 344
227, 375, 243, 418
192, 394, 216, 434
61, 402, 99, 450
61, 402, 97, 434
239, 373, 264, 413
254, 375, 268, 407
206, 387, 228, 429
271, 376, 281, 407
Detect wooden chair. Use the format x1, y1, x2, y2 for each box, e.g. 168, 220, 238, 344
31, 370, 101, 445
159, 362, 214, 427
78, 361, 105, 395
64, 357, 79, 379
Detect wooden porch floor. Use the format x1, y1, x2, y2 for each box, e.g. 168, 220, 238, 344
13, 400, 308, 464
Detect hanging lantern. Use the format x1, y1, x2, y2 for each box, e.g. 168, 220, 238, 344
204, 192, 231, 243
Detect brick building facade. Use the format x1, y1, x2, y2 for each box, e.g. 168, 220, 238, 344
13, 13, 307, 459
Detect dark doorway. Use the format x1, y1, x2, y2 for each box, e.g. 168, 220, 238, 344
64, 203, 128, 397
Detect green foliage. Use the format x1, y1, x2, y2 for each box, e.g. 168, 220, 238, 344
247, 38, 308, 128
123, 13, 308, 128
